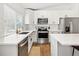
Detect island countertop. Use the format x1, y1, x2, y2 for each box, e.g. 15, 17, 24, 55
50, 34, 79, 46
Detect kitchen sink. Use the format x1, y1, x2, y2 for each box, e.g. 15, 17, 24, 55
19, 32, 29, 34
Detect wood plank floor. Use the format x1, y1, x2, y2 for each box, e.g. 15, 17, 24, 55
29, 43, 51, 56
29, 46, 40, 56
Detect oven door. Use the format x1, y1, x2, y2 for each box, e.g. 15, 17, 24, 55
38, 32, 48, 38
37, 31, 49, 43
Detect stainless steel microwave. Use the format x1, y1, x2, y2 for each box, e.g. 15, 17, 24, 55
38, 18, 48, 24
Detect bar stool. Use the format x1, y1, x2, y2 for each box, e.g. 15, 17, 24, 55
72, 46, 79, 56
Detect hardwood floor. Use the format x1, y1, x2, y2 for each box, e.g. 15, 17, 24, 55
29, 42, 51, 56
40, 43, 51, 56
29, 46, 40, 56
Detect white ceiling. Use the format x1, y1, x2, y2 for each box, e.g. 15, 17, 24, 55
20, 3, 77, 10
21, 3, 57, 9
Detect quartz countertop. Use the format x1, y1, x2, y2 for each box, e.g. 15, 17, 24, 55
0, 31, 34, 45
50, 34, 79, 46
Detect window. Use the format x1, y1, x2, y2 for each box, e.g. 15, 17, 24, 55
16, 14, 23, 31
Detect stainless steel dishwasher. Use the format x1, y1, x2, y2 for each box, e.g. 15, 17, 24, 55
18, 37, 28, 56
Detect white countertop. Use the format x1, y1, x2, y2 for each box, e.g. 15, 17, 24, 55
0, 31, 34, 45
50, 34, 79, 46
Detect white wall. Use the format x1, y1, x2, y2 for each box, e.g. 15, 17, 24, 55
6, 3, 25, 15
0, 4, 4, 40
4, 4, 25, 31
0, 3, 25, 41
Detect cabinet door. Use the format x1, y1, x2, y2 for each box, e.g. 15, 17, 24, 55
32, 31, 37, 42
50, 35, 58, 56
57, 42, 72, 56
25, 10, 34, 24
40, 43, 50, 56
25, 13, 29, 24
59, 18, 65, 32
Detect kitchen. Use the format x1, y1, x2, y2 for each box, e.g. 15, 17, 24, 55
0, 3, 79, 56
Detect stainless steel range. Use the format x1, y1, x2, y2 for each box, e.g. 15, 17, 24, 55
37, 26, 49, 44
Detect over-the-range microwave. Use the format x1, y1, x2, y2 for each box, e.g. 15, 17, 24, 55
37, 18, 48, 25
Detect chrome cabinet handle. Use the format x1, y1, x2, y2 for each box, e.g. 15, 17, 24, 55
20, 40, 27, 47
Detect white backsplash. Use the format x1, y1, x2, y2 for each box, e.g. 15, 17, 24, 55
23, 24, 35, 31
49, 24, 59, 31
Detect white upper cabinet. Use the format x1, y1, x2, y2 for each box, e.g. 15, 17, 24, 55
25, 13, 29, 24
24, 9, 34, 24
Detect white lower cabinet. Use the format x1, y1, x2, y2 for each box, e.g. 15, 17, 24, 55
50, 35, 58, 56
32, 31, 37, 42
57, 42, 73, 56
0, 45, 18, 56
50, 34, 73, 56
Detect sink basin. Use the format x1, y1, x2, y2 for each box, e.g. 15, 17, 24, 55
19, 32, 29, 34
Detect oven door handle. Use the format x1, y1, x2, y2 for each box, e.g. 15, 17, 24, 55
38, 31, 48, 33
19, 40, 28, 47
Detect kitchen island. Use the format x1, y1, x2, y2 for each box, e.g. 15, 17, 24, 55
50, 34, 79, 56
